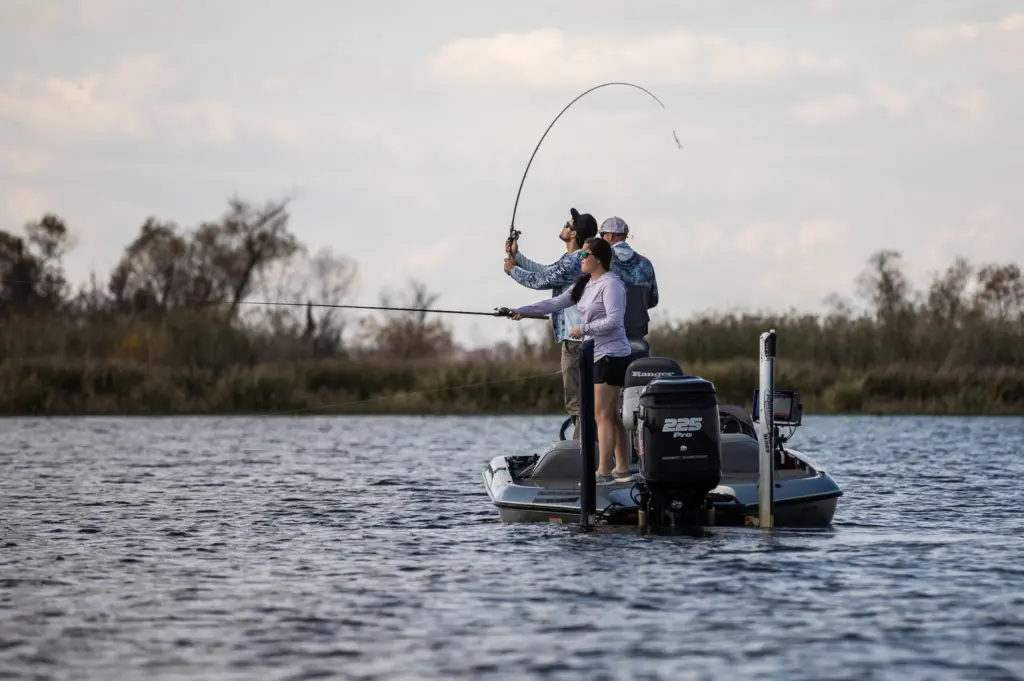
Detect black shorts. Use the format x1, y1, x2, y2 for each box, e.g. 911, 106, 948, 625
594, 354, 631, 386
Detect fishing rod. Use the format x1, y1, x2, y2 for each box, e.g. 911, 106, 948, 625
225, 299, 548, 320
0, 278, 549, 320
506, 81, 672, 250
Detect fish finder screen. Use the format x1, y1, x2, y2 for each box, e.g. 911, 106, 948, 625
751, 389, 802, 426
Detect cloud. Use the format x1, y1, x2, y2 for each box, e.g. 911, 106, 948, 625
0, 0, 124, 36
790, 83, 917, 126
792, 82, 913, 125
903, 12, 1024, 72
787, 14, 1019, 132
0, 186, 49, 231
0, 54, 412, 157
632, 216, 860, 319
0, 54, 176, 141
905, 13, 1024, 54
923, 205, 1024, 273
938, 87, 989, 122
0, 1, 66, 35
74, 0, 123, 27
397, 239, 459, 274
805, 0, 845, 15
426, 27, 846, 89
791, 92, 864, 125
0, 54, 257, 148
0, 145, 51, 176
682, 217, 850, 260
791, 80, 987, 134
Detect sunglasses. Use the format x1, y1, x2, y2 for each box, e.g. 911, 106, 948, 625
577, 250, 594, 260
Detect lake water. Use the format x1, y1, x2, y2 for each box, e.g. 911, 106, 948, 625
2, 414, 1023, 681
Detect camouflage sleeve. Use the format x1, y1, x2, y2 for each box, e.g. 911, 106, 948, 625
513, 251, 546, 273
509, 253, 581, 290
648, 260, 659, 309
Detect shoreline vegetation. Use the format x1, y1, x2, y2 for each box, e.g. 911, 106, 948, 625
2, 196, 1022, 417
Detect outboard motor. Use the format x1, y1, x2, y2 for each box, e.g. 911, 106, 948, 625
621, 358, 723, 527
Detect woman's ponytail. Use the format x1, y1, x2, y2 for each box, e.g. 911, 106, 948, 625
569, 274, 589, 303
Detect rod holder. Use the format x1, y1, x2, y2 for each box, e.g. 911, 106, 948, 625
578, 339, 597, 529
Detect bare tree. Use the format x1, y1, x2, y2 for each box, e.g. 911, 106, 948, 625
856, 249, 912, 321
359, 279, 454, 360
974, 263, 1023, 322
926, 257, 973, 327
107, 196, 301, 317
108, 218, 187, 311
247, 246, 358, 358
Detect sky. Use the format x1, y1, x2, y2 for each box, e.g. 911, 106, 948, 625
2, 0, 1022, 349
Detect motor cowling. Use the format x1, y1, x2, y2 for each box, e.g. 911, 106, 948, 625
621, 357, 685, 432
637, 377, 722, 505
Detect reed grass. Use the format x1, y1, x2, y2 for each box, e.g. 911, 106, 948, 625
2, 356, 1021, 416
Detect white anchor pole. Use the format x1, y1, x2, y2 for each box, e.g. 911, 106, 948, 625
758, 330, 777, 529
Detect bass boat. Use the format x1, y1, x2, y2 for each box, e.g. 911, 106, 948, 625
482, 330, 842, 530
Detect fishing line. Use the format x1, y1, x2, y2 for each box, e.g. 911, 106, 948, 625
266, 369, 564, 416
0, 278, 547, 320
506, 81, 675, 248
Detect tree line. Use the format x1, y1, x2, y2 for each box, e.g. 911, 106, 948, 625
649, 249, 1024, 371
0, 195, 456, 368
1, 195, 1022, 415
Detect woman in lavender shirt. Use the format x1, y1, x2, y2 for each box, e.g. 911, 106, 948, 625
509, 238, 634, 484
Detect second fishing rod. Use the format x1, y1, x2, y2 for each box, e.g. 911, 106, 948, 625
229, 298, 548, 320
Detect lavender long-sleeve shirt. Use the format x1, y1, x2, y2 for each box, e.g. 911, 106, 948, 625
514, 273, 632, 361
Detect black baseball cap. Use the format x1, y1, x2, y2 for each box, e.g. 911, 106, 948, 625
570, 208, 598, 241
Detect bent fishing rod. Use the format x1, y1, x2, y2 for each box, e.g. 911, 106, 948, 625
506, 81, 673, 249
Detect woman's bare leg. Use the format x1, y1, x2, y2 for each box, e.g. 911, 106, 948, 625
612, 420, 630, 475
594, 383, 618, 476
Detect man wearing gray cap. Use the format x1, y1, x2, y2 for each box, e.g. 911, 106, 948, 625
599, 216, 659, 341
503, 208, 599, 440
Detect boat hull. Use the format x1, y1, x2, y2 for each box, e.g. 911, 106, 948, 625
489, 493, 839, 527
482, 444, 843, 529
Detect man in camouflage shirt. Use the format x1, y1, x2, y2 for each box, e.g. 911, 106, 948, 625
504, 208, 599, 439
598, 216, 659, 342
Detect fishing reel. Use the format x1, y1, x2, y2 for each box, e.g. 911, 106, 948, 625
505, 227, 521, 254
493, 307, 546, 321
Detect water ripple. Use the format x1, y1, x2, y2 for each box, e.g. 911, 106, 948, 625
1, 415, 1023, 680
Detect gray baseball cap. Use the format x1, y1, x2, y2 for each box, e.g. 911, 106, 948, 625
600, 216, 628, 235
